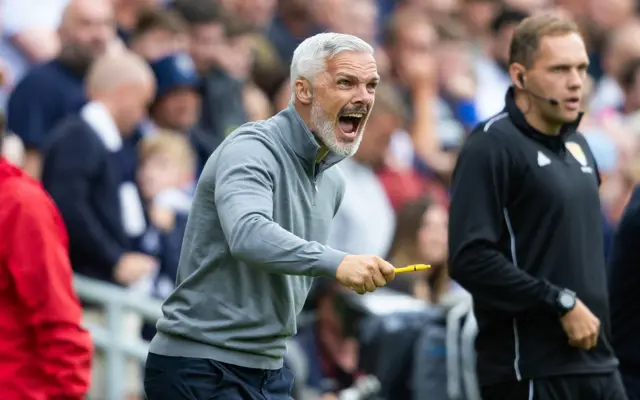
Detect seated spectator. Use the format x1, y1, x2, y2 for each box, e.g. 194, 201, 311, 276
328, 83, 403, 257
135, 132, 195, 340
386, 197, 463, 305
0, 113, 93, 400
6, 0, 116, 179
42, 49, 158, 400
129, 7, 190, 61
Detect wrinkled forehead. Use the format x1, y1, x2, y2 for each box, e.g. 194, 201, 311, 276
324, 51, 379, 81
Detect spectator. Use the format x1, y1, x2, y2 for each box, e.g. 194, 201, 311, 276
267, 0, 320, 63
0, 112, 93, 400
383, 11, 463, 180
474, 7, 529, 120
616, 57, 640, 122
459, 0, 501, 48
146, 52, 214, 174
328, 83, 404, 257
582, 0, 636, 82
135, 132, 194, 341
112, 0, 160, 43
221, 0, 288, 99
243, 83, 274, 121
590, 19, 640, 114
42, 50, 158, 400
0, 0, 66, 108
171, 0, 251, 154
129, 7, 190, 61
386, 197, 461, 304
148, 52, 201, 134
437, 21, 479, 132
43, 50, 157, 284
6, 0, 116, 179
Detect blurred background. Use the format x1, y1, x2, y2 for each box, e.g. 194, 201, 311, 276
1, 0, 639, 399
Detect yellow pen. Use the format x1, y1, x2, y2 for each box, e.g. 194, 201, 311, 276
395, 264, 431, 274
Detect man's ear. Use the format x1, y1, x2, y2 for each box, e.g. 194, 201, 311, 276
295, 79, 313, 105
508, 63, 526, 89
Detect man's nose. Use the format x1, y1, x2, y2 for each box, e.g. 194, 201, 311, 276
568, 69, 583, 90
351, 84, 373, 105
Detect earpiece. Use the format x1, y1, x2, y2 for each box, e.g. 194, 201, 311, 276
516, 72, 560, 107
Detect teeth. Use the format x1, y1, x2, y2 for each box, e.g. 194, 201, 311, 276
342, 113, 364, 118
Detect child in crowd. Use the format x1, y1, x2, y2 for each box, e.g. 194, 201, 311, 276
134, 130, 195, 340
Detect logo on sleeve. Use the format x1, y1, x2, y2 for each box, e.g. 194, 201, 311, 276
565, 142, 593, 174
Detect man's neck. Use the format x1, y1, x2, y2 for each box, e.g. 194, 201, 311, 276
91, 98, 122, 134
514, 92, 562, 135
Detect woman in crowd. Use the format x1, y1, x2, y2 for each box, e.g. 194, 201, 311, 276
386, 196, 462, 304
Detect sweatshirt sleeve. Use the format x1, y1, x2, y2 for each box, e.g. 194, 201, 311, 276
448, 130, 562, 316
7, 186, 92, 398
213, 134, 348, 278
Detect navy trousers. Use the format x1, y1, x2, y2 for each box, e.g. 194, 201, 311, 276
144, 353, 295, 400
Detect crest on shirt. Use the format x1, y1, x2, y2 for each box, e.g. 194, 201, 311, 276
565, 142, 593, 174
565, 142, 587, 166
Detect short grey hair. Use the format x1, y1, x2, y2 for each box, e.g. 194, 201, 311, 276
290, 32, 374, 102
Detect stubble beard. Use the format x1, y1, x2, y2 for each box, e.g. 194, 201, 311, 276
310, 100, 364, 158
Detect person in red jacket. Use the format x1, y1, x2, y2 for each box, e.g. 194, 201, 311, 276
0, 117, 93, 399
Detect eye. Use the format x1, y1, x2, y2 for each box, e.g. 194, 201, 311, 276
367, 82, 378, 91
337, 79, 351, 88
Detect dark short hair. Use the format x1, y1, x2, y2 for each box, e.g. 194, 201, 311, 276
169, 0, 224, 26
509, 14, 580, 68
491, 8, 528, 35
132, 8, 188, 39
620, 57, 640, 90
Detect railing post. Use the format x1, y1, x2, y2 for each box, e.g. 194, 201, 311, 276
105, 300, 125, 400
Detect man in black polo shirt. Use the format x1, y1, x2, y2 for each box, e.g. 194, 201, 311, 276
448, 14, 627, 400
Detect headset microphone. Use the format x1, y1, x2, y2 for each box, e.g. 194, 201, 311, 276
518, 73, 559, 106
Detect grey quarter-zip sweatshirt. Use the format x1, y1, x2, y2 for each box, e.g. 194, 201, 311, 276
149, 104, 349, 369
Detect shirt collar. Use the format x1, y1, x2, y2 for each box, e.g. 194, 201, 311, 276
504, 86, 583, 151
274, 103, 346, 172
80, 101, 122, 152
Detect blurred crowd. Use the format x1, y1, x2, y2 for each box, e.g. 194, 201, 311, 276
2, 0, 640, 398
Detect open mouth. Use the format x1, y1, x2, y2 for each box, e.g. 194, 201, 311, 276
565, 97, 581, 108
338, 112, 365, 138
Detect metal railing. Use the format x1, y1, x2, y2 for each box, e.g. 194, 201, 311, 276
73, 274, 163, 400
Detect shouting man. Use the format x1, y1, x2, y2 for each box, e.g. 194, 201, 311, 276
144, 33, 397, 399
